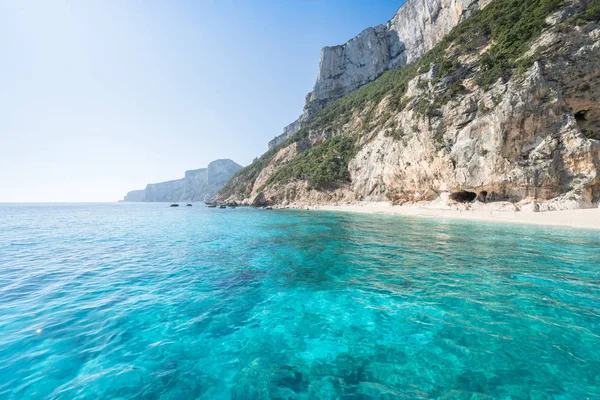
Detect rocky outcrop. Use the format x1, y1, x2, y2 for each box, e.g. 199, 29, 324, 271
219, 0, 600, 211
123, 159, 242, 202
250, 192, 269, 207
269, 0, 491, 148
122, 189, 146, 202
348, 57, 600, 211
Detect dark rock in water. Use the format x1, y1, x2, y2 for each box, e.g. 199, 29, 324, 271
186, 204, 192, 207
251, 192, 268, 208
219, 205, 227, 209
206, 204, 217, 208
170, 203, 179, 207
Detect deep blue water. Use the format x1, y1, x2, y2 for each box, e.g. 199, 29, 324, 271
1, 203, 600, 399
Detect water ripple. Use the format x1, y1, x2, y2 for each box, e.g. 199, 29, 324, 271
0, 203, 599, 398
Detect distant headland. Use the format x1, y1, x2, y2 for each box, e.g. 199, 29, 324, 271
122, 159, 242, 202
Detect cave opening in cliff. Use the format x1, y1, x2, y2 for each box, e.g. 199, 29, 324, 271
478, 191, 488, 203
450, 191, 477, 203
574, 110, 588, 122
574, 109, 598, 139
593, 185, 600, 205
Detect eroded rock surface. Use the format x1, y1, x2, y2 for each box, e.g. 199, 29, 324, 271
269, 0, 491, 148
220, 0, 600, 212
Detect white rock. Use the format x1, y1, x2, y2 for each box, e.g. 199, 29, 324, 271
268, 0, 489, 148
123, 159, 242, 202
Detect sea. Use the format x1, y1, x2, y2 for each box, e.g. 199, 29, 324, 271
1, 203, 599, 399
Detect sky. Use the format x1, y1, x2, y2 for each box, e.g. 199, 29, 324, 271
0, 0, 404, 202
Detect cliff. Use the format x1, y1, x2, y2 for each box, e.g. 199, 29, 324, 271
219, 0, 600, 211
269, 0, 493, 148
123, 159, 242, 202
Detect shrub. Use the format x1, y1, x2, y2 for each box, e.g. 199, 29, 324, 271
584, 129, 597, 140
585, 0, 600, 20
266, 135, 357, 190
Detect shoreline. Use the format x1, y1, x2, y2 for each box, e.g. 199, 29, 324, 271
284, 202, 600, 230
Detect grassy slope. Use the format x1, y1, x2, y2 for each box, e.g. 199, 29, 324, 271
220, 0, 597, 199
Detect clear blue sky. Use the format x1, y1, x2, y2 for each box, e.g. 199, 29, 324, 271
0, 0, 404, 202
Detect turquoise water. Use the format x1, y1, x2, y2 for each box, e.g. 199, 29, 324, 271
1, 203, 600, 399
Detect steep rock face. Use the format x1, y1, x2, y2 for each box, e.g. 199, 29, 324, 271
123, 159, 242, 202
122, 189, 145, 202
349, 58, 600, 210
219, 0, 600, 211
269, 0, 490, 148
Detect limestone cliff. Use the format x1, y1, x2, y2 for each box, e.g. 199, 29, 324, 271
123, 159, 242, 202
218, 0, 600, 211
269, 0, 492, 148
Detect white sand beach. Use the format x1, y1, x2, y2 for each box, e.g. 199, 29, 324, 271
289, 202, 600, 230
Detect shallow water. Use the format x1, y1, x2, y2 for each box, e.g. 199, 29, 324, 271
1, 203, 599, 399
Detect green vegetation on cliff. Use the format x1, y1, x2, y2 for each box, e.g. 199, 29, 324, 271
264, 135, 357, 190
310, 0, 567, 129
583, 0, 600, 20
220, 0, 595, 199
218, 146, 278, 199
